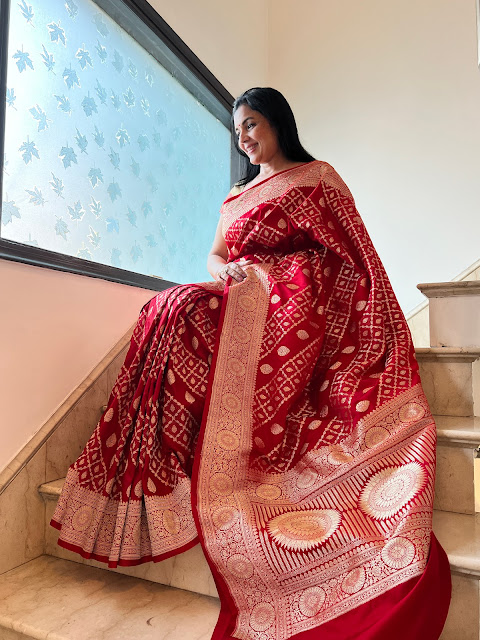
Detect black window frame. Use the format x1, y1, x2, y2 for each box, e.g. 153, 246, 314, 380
0, 0, 240, 291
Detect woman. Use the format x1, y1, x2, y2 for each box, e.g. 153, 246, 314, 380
52, 87, 451, 639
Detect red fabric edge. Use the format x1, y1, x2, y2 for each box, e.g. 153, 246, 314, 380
50, 518, 199, 568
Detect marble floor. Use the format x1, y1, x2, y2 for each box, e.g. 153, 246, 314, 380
0, 555, 220, 640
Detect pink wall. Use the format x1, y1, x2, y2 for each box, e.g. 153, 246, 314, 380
0, 259, 156, 470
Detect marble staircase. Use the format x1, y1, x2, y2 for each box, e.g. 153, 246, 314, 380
1, 279, 479, 639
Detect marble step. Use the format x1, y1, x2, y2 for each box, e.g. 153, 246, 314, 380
0, 555, 219, 640
434, 416, 480, 515
39, 478, 217, 599
418, 281, 480, 348
434, 510, 480, 640
416, 347, 480, 416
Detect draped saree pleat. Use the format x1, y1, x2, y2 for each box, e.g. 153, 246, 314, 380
52, 160, 451, 639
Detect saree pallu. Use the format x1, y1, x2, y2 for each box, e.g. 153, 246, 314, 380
52, 161, 451, 639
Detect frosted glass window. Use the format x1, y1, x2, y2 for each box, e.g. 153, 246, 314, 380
1, 0, 231, 284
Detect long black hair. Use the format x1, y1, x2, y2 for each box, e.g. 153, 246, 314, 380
232, 87, 315, 186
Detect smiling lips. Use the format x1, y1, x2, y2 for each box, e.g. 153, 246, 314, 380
245, 144, 257, 155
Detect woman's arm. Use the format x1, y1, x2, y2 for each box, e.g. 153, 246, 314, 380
207, 216, 252, 283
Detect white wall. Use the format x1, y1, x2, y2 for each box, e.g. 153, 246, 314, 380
0, 1, 269, 473
268, 0, 480, 311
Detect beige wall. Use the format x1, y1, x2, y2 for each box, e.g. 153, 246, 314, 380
269, 0, 480, 311
0, 1, 269, 473
0, 260, 155, 470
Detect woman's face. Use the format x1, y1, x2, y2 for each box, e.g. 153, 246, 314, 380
233, 104, 282, 166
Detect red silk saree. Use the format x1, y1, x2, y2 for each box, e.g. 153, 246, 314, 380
52, 161, 450, 639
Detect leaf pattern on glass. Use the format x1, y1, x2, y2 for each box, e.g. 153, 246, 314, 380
55, 94, 71, 113
141, 201, 152, 218
130, 243, 143, 263
112, 50, 123, 73
95, 40, 107, 62
29, 104, 49, 131
108, 147, 120, 169
68, 201, 85, 220
41, 45, 55, 72
111, 248, 121, 266
87, 225, 101, 247
140, 97, 150, 116
25, 186, 46, 206
92, 126, 104, 147
59, 144, 77, 168
145, 234, 157, 248
95, 80, 107, 104
107, 179, 121, 202
18, 0, 34, 24
76, 46, 93, 69
63, 65, 80, 89
55, 217, 70, 239
146, 173, 158, 193
82, 93, 97, 116
93, 14, 109, 38
130, 157, 140, 177
106, 217, 119, 233
2, 199, 21, 225
89, 197, 102, 218
116, 127, 130, 147
13, 47, 34, 72
77, 244, 92, 259
50, 173, 64, 198
19, 138, 40, 164
88, 166, 103, 187
125, 208, 136, 227
128, 60, 137, 78
48, 22, 67, 46
6, 88, 17, 109
65, 0, 79, 19
123, 87, 135, 108
145, 68, 154, 87
137, 134, 149, 152
110, 91, 121, 110
152, 129, 161, 146
75, 129, 88, 153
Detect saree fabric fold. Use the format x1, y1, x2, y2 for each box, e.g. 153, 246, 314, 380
52, 161, 451, 639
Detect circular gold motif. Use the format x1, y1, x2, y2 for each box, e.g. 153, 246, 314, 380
209, 297, 219, 309
267, 509, 341, 551
167, 369, 175, 384
271, 294, 280, 304
239, 295, 257, 311
296, 468, 318, 489
271, 423, 284, 435
342, 346, 355, 354
192, 336, 199, 350
320, 380, 329, 392
212, 506, 238, 530
222, 393, 241, 412
228, 357, 246, 377
278, 346, 290, 356
329, 361, 341, 370
328, 448, 354, 465
234, 326, 250, 343
381, 537, 415, 569
72, 506, 94, 532
260, 364, 273, 374
360, 463, 426, 520
185, 391, 195, 404
133, 397, 141, 410
227, 554, 254, 579
399, 401, 425, 423
256, 484, 282, 500
217, 430, 240, 451
250, 602, 275, 632
278, 218, 287, 229
210, 472, 233, 496
134, 480, 143, 498
297, 330, 309, 340
356, 400, 370, 413
163, 509, 180, 535
147, 478, 157, 494
254, 436, 265, 448
342, 567, 366, 594
365, 426, 389, 449
299, 586, 326, 617
308, 420, 322, 431
103, 407, 114, 422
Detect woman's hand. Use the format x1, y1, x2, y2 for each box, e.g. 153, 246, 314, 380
215, 258, 253, 284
